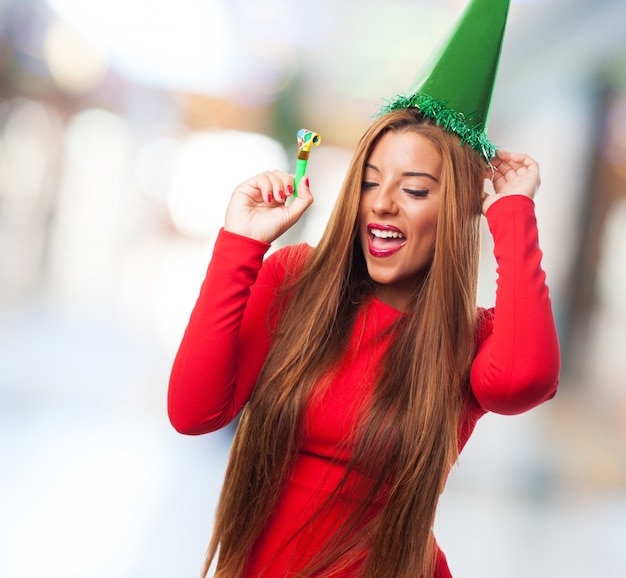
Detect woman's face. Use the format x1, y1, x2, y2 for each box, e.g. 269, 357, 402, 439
358, 129, 442, 310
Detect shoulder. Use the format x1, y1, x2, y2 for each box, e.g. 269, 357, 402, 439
476, 306, 494, 344
266, 242, 312, 268
261, 243, 313, 284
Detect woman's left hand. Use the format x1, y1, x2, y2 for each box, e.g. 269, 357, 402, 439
483, 150, 541, 215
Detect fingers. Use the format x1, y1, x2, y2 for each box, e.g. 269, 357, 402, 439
482, 151, 541, 215
491, 151, 541, 192
492, 151, 540, 181
226, 169, 314, 243
250, 169, 314, 211
289, 175, 314, 208
247, 170, 294, 205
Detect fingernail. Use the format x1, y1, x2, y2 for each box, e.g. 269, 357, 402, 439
287, 184, 293, 195
268, 193, 273, 203
304, 177, 310, 188
278, 189, 285, 201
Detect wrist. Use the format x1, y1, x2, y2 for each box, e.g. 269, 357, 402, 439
221, 227, 272, 249
483, 193, 534, 216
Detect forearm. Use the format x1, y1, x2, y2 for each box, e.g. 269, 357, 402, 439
168, 229, 271, 434
471, 195, 560, 414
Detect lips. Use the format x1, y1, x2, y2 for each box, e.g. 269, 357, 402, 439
367, 224, 407, 257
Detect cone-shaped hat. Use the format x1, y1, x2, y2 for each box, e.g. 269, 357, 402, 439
378, 0, 511, 161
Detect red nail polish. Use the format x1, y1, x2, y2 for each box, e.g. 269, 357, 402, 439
287, 184, 293, 195
268, 193, 273, 203
304, 177, 310, 188
278, 189, 285, 200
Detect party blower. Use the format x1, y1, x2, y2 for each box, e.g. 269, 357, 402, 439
294, 129, 321, 197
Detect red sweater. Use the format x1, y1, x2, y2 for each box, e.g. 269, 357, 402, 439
168, 195, 560, 577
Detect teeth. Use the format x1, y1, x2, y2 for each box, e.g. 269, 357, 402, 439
370, 228, 405, 239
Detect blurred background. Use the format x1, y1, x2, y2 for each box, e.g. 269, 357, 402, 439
0, 0, 625, 576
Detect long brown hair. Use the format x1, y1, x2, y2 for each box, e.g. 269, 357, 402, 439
203, 109, 485, 577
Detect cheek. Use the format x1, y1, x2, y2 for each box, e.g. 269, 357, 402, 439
409, 207, 438, 238
357, 201, 369, 231
357, 196, 368, 217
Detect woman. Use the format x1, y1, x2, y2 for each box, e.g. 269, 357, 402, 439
168, 108, 560, 577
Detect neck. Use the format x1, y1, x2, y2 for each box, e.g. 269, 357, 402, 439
373, 285, 412, 312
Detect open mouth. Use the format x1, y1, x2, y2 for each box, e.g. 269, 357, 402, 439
367, 224, 407, 257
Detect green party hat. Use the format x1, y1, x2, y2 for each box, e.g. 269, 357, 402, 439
378, 0, 511, 161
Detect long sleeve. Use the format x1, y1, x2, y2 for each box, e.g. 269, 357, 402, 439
470, 195, 560, 415
168, 229, 294, 434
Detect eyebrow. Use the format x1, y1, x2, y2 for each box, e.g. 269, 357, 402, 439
365, 163, 439, 183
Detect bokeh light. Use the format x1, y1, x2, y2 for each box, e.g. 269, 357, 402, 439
44, 18, 107, 94
165, 130, 289, 238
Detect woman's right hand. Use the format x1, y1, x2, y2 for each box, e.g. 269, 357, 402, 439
224, 170, 314, 244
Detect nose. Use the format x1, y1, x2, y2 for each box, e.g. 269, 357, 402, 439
370, 183, 397, 215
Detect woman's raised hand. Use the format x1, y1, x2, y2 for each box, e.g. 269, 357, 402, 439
483, 151, 541, 215
224, 170, 314, 244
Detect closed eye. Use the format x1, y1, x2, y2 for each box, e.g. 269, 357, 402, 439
403, 189, 429, 198
362, 181, 378, 190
